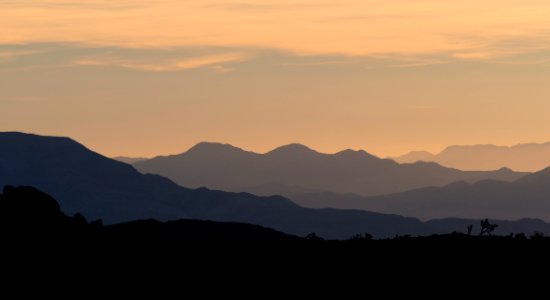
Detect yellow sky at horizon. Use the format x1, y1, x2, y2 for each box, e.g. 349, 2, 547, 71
12, 126, 550, 160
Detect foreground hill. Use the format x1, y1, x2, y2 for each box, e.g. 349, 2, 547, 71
6, 186, 550, 276
134, 142, 526, 197
394, 143, 550, 172
0, 185, 300, 241
3, 185, 550, 252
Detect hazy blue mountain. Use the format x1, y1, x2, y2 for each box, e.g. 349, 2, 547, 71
113, 156, 148, 164
290, 192, 372, 210
134, 142, 527, 197
394, 143, 550, 172
368, 169, 550, 221
291, 168, 550, 221
393, 151, 436, 164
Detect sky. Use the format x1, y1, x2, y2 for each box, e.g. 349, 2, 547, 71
2, 0, 550, 157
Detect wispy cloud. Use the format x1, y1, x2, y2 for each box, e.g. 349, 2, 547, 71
3, 0, 550, 59
364, 54, 453, 69
206, 2, 331, 12
451, 51, 521, 60
0, 50, 43, 62
210, 65, 233, 73
484, 59, 550, 66
389, 60, 450, 68
73, 52, 248, 72
281, 60, 353, 67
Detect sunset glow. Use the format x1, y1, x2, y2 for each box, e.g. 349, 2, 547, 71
2, 0, 550, 157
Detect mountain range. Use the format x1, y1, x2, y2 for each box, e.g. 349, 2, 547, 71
3, 132, 550, 238
133, 142, 527, 197
0, 132, 434, 239
394, 143, 550, 172
291, 169, 550, 221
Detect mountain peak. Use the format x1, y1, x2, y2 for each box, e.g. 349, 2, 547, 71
392, 150, 435, 164
186, 142, 248, 154
0, 131, 95, 157
405, 150, 435, 158
266, 143, 318, 156
408, 150, 433, 155
0, 131, 73, 143
516, 166, 550, 185
335, 149, 378, 160
176, 142, 260, 161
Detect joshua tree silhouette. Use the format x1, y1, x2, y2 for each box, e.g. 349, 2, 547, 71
479, 219, 498, 236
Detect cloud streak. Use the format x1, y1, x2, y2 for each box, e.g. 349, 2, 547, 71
0, 50, 43, 63
73, 52, 248, 72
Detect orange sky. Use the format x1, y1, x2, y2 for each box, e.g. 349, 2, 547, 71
3, 0, 550, 56
2, 1, 550, 157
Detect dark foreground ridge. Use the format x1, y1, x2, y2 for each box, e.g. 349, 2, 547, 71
3, 185, 550, 247
0, 185, 301, 242
3, 187, 549, 284
4, 184, 550, 277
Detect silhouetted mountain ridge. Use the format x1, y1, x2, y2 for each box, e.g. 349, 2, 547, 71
2, 132, 548, 239
186, 142, 255, 157
266, 143, 318, 157
135, 142, 527, 197
516, 167, 550, 186
0, 132, 442, 239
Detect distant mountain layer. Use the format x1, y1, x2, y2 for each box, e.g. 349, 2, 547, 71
113, 156, 148, 164
134, 142, 527, 197
1, 132, 548, 239
291, 168, 550, 221
394, 143, 550, 172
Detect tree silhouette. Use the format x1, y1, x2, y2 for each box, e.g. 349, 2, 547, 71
479, 219, 498, 236
305, 232, 324, 241
532, 231, 546, 240
467, 225, 473, 235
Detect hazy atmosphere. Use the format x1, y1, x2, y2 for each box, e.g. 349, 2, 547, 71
5, 0, 550, 251
3, 1, 550, 158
